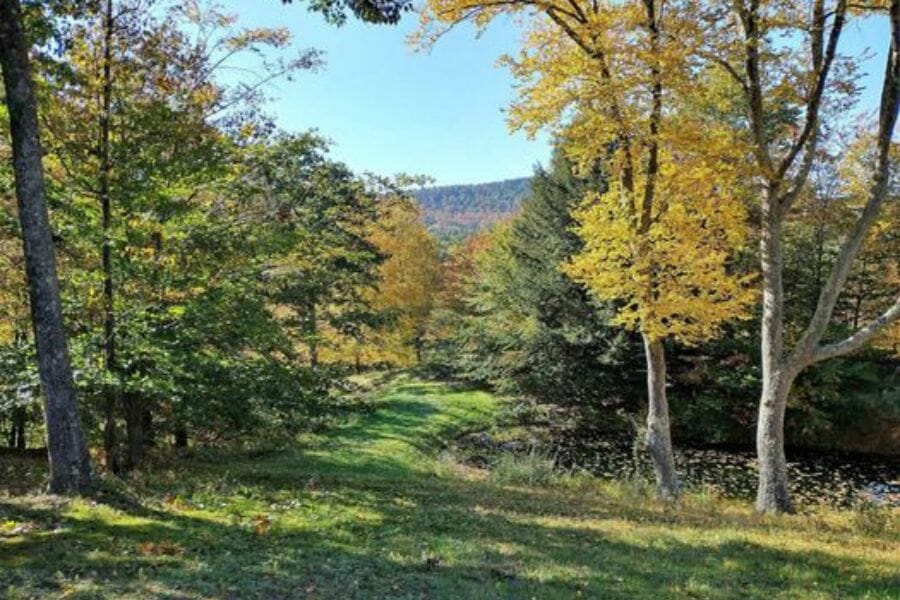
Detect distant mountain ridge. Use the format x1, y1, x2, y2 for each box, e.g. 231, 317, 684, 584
414, 177, 531, 239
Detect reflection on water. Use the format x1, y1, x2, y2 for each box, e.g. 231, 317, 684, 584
552, 436, 900, 507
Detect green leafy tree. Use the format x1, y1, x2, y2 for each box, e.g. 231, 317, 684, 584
244, 134, 383, 369
36, 0, 317, 470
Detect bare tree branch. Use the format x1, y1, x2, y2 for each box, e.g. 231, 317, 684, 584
776, 0, 848, 213
789, 0, 900, 365
812, 297, 900, 363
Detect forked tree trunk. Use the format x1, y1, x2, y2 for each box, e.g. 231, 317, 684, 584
738, 0, 900, 515
0, 0, 93, 494
642, 335, 679, 499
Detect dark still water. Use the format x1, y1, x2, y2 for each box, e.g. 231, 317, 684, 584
551, 435, 900, 508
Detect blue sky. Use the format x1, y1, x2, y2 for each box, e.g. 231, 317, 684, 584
218, 2, 890, 186
218, 2, 546, 185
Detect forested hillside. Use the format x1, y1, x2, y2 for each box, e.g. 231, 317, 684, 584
414, 177, 530, 238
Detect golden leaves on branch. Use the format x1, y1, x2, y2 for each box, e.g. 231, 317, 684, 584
565, 153, 757, 344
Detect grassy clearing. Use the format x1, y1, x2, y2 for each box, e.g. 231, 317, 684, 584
1, 375, 898, 599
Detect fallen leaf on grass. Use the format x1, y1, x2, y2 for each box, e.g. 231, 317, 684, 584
253, 514, 272, 536
162, 494, 189, 510
138, 541, 184, 556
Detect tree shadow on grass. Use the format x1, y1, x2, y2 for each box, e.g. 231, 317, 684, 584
2, 454, 897, 599
1, 380, 896, 599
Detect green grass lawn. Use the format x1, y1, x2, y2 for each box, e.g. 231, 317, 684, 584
1, 375, 898, 599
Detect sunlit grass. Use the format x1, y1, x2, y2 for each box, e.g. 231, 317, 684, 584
1, 375, 897, 599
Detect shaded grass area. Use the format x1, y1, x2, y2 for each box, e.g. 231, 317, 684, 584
1, 376, 898, 599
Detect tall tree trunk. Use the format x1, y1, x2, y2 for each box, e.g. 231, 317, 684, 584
10, 326, 27, 451
642, 335, 679, 499
103, 395, 118, 472
756, 194, 792, 513
0, 0, 93, 494
174, 426, 188, 449
121, 386, 145, 469
142, 407, 155, 447
414, 334, 423, 365
753, 3, 900, 513
140, 230, 164, 451
99, 0, 121, 472
756, 368, 795, 513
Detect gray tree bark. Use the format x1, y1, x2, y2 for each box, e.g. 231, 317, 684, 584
755, 368, 796, 513
727, 0, 899, 514
755, 2, 900, 514
642, 335, 680, 500
755, 191, 795, 513
0, 0, 93, 494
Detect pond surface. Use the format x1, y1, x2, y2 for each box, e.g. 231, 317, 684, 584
551, 435, 900, 508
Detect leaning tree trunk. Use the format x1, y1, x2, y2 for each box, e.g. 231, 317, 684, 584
642, 335, 679, 500
0, 0, 93, 494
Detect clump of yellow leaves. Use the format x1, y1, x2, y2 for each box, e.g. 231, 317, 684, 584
565, 146, 757, 344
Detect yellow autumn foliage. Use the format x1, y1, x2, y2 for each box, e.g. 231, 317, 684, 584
327, 198, 442, 367
565, 150, 757, 344
421, 0, 757, 344
366, 199, 441, 365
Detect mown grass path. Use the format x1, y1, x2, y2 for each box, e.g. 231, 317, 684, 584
1, 377, 898, 599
